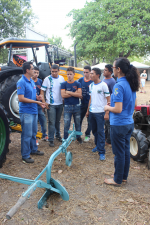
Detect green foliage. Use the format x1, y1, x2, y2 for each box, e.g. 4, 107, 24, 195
48, 35, 65, 49
67, 0, 150, 63
0, 0, 35, 38
0, 48, 8, 64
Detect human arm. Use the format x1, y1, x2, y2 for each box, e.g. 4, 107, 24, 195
86, 96, 91, 118
40, 89, 49, 109
104, 96, 110, 120
18, 95, 45, 108
66, 88, 82, 98
61, 89, 72, 98
104, 102, 122, 113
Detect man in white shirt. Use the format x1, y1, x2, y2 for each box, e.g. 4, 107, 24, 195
86, 68, 110, 160
41, 64, 65, 147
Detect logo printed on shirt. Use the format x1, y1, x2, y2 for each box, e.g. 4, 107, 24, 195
73, 86, 77, 90
33, 85, 36, 89
97, 90, 102, 94
114, 88, 118, 96
36, 85, 41, 89
17, 86, 21, 89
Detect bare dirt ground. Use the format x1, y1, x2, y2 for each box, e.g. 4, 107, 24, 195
0, 82, 150, 225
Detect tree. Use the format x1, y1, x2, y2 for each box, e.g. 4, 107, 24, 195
48, 35, 65, 49
0, 0, 35, 39
67, 0, 150, 63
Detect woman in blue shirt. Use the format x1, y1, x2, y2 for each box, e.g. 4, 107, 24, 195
104, 57, 139, 186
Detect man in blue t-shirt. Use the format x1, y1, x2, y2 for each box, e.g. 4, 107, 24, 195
103, 64, 116, 145
17, 61, 45, 163
61, 67, 82, 143
78, 66, 93, 142
32, 66, 48, 141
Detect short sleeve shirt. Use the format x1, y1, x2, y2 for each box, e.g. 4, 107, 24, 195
41, 75, 64, 105
17, 75, 38, 114
61, 81, 81, 105
78, 77, 93, 104
103, 77, 116, 95
110, 77, 136, 126
89, 81, 110, 113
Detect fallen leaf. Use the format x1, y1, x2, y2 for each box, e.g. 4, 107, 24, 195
134, 166, 140, 169
58, 170, 63, 174
126, 198, 134, 203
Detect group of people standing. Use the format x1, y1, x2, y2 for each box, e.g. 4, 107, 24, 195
17, 57, 139, 186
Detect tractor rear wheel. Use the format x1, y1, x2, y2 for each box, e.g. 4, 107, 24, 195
0, 105, 10, 168
0, 75, 21, 124
130, 129, 148, 161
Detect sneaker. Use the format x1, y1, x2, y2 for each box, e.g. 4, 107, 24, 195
41, 136, 48, 142
77, 137, 83, 144
49, 141, 54, 147
36, 140, 39, 145
99, 154, 105, 161
92, 146, 97, 152
30, 150, 44, 155
56, 136, 62, 142
22, 157, 34, 163
84, 136, 90, 142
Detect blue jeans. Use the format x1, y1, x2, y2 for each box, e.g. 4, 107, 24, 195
90, 112, 105, 154
110, 123, 134, 184
38, 107, 47, 138
80, 104, 92, 137
20, 113, 38, 159
47, 104, 63, 141
64, 105, 81, 139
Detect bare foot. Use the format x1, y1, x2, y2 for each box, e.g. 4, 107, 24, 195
111, 174, 127, 182
104, 178, 121, 186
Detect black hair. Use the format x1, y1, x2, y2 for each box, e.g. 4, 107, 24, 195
67, 66, 75, 73
84, 65, 91, 71
22, 61, 33, 74
34, 66, 39, 71
51, 64, 59, 70
115, 57, 139, 92
105, 64, 113, 73
92, 67, 101, 77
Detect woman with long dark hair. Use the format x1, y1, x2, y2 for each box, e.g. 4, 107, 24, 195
104, 57, 139, 186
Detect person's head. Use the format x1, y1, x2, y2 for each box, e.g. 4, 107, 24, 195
32, 66, 39, 80
51, 64, 59, 78
22, 61, 34, 77
103, 64, 113, 78
143, 69, 146, 73
113, 57, 140, 92
91, 68, 101, 82
67, 67, 75, 82
84, 65, 91, 79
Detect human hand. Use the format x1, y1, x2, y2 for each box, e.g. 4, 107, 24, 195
104, 111, 109, 120
45, 102, 50, 109
86, 111, 89, 118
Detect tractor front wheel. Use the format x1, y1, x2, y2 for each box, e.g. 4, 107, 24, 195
130, 129, 148, 161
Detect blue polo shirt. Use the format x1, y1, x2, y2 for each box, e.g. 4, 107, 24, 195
61, 81, 81, 105
17, 75, 38, 114
110, 77, 136, 126
78, 77, 93, 104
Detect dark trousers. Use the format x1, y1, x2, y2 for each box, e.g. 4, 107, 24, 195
90, 112, 105, 155
110, 123, 134, 184
80, 104, 92, 137
105, 120, 111, 144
